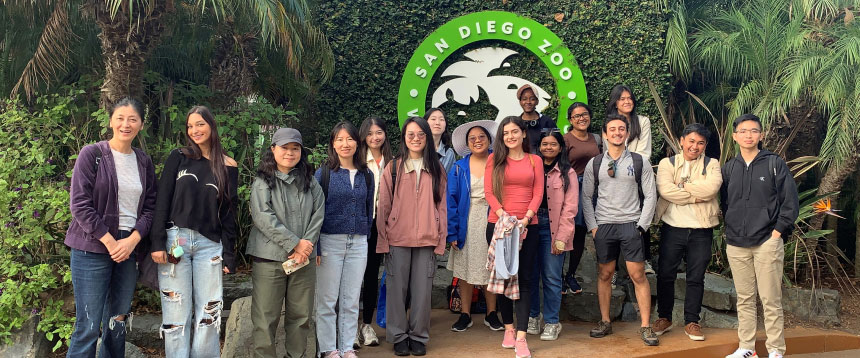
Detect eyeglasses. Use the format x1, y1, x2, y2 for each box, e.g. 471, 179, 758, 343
405, 132, 426, 140
541, 128, 561, 134
735, 129, 761, 135
571, 113, 591, 121
468, 135, 488, 143
607, 159, 617, 178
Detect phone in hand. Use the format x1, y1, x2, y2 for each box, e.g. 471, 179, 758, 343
282, 257, 309, 275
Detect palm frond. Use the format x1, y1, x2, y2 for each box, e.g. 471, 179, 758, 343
10, 0, 75, 99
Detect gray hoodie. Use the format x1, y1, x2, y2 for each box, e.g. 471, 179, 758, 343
581, 150, 656, 231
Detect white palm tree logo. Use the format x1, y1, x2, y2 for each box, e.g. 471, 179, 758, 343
431, 47, 552, 122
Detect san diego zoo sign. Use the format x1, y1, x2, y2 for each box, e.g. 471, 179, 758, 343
397, 11, 588, 132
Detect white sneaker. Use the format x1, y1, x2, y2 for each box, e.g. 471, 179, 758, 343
526, 315, 541, 335
768, 352, 783, 358
360, 323, 379, 346
725, 348, 758, 358
539, 323, 562, 341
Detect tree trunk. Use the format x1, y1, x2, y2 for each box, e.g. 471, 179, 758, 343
92, 1, 174, 111
209, 18, 259, 109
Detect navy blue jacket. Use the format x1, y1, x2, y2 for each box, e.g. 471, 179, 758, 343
446, 153, 491, 249
314, 167, 374, 236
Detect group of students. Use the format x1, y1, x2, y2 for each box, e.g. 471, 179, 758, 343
64, 82, 798, 358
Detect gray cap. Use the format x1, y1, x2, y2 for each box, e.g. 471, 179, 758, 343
272, 127, 302, 146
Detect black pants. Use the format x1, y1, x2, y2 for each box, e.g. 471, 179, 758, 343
656, 224, 713, 324
566, 224, 587, 276
362, 218, 382, 324
486, 222, 539, 332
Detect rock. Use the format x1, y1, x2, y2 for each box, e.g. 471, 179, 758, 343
620, 302, 640, 322
619, 275, 657, 303
0, 314, 48, 358
782, 286, 841, 325
96, 340, 147, 358
125, 313, 163, 352
560, 278, 626, 322
222, 296, 317, 358
674, 273, 736, 311
223, 273, 253, 309
432, 268, 454, 309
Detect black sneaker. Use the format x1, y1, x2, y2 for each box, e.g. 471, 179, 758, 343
451, 313, 473, 332
590, 320, 612, 338
483, 311, 504, 331
564, 275, 583, 295
410, 339, 426, 356
394, 339, 410, 356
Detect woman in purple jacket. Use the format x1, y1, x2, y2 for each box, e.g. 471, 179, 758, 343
65, 97, 157, 358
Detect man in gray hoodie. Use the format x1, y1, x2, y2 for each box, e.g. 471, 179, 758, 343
582, 114, 658, 346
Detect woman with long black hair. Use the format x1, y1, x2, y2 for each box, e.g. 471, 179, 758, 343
376, 116, 447, 356
425, 108, 456, 171
484, 116, 544, 358
151, 106, 239, 357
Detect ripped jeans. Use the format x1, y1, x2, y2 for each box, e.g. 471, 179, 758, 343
67, 230, 137, 358
157, 227, 223, 358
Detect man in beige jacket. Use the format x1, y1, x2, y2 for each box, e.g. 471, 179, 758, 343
652, 123, 722, 341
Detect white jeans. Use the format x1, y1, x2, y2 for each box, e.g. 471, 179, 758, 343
314, 233, 368, 353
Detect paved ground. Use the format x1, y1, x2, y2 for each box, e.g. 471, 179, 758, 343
355, 309, 860, 358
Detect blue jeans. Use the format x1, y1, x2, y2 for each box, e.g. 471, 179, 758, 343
67, 231, 138, 358
157, 227, 223, 358
315, 233, 368, 353
529, 209, 565, 324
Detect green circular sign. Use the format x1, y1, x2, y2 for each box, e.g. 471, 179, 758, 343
397, 11, 587, 132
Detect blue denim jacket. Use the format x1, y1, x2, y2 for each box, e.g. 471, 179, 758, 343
446, 153, 490, 249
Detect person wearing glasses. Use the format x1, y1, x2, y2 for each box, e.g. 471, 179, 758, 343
376, 117, 448, 356
581, 114, 657, 346
721, 114, 798, 358
517, 84, 557, 153
561, 102, 603, 295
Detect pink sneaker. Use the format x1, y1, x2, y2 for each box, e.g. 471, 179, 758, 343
515, 338, 532, 358
502, 329, 516, 348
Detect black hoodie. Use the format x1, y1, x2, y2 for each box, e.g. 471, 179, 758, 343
719, 150, 799, 247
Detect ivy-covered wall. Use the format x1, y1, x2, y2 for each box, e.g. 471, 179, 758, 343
316, 0, 671, 158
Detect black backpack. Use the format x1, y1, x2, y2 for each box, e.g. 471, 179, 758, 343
592, 152, 645, 208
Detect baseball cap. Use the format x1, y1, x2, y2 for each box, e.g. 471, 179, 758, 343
272, 127, 303, 147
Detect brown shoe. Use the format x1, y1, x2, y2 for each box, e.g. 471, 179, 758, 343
652, 318, 672, 336
684, 322, 705, 341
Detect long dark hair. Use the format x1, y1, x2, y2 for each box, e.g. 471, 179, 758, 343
491, 116, 529, 201
538, 131, 572, 193
399, 116, 445, 204
424, 108, 453, 150
326, 121, 367, 171
257, 141, 314, 193
605, 84, 642, 145
358, 116, 393, 164
183, 106, 230, 202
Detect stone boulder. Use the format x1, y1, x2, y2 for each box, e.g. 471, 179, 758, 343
432, 268, 454, 309
674, 272, 737, 311
223, 273, 253, 309
560, 277, 626, 322
96, 340, 147, 358
651, 299, 738, 329
782, 286, 841, 325
222, 296, 317, 358
0, 314, 48, 358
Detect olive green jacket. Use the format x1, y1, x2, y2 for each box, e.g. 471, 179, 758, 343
247, 170, 325, 261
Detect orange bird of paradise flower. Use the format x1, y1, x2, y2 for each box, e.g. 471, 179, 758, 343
813, 198, 846, 219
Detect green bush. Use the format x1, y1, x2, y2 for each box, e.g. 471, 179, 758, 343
316, 0, 672, 159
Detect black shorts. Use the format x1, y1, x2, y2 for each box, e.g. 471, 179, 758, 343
593, 222, 645, 264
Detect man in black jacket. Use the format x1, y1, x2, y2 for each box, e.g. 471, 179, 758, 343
720, 114, 798, 358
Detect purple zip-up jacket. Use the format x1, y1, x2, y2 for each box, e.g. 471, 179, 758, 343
65, 141, 157, 257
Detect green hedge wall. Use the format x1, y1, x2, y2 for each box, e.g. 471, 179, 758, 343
316, 0, 671, 159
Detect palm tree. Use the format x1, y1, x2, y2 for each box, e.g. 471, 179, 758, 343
4, 0, 333, 109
